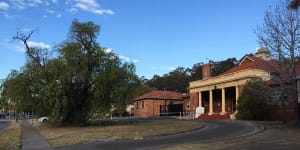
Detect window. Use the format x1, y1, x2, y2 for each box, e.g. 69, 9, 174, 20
142, 101, 144, 109
136, 101, 139, 109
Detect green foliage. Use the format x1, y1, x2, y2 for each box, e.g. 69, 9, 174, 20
0, 20, 140, 126
210, 58, 238, 77
146, 58, 238, 93
236, 79, 272, 120
147, 67, 190, 93
189, 63, 203, 81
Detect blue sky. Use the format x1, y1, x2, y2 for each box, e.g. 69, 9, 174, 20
0, 0, 279, 80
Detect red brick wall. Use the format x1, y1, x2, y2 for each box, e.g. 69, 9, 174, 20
267, 85, 297, 121
133, 99, 184, 118
189, 93, 199, 112
202, 64, 211, 79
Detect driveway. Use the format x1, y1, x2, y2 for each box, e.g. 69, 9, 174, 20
55, 120, 263, 150
0, 120, 11, 134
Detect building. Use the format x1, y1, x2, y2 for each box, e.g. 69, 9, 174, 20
133, 90, 188, 117
189, 48, 299, 120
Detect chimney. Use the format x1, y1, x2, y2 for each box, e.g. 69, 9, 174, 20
256, 47, 270, 61
202, 64, 211, 79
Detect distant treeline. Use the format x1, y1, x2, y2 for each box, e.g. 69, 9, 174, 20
144, 58, 239, 93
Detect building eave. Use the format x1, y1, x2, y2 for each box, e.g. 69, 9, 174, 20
189, 68, 270, 92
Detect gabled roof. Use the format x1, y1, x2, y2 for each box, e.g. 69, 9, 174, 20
134, 90, 185, 101
222, 55, 277, 75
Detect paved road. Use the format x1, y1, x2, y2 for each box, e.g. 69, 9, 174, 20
0, 120, 11, 134
55, 120, 263, 150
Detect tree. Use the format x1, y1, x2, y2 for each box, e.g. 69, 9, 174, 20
146, 58, 238, 92
110, 63, 140, 116
189, 63, 203, 81
0, 70, 33, 122
210, 58, 238, 77
53, 20, 139, 125
147, 67, 190, 93
2, 20, 140, 126
236, 79, 272, 120
256, 0, 300, 123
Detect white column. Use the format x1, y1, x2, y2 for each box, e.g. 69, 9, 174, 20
198, 92, 202, 108
209, 90, 213, 115
231, 85, 240, 119
235, 85, 239, 105
221, 88, 226, 115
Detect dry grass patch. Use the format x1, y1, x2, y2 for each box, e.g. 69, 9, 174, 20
0, 120, 21, 150
36, 119, 202, 147
160, 121, 300, 150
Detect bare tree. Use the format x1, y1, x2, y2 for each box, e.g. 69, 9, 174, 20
12, 28, 47, 68
256, 0, 300, 123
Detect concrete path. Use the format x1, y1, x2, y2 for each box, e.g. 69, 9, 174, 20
55, 120, 263, 150
21, 120, 53, 150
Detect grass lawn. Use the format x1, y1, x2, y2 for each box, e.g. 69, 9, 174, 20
35, 119, 203, 147
159, 121, 300, 150
0, 120, 21, 150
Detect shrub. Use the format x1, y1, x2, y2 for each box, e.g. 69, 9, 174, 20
236, 79, 272, 120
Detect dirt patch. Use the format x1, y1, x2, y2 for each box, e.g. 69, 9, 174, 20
0, 121, 21, 150
35, 119, 202, 147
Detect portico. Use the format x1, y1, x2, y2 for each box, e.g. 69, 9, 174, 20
198, 86, 238, 115
190, 68, 270, 116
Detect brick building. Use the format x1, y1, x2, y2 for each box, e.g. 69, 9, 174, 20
189, 49, 300, 120
133, 90, 188, 117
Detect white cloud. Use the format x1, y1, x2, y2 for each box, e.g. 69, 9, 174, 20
152, 66, 176, 70
66, 7, 78, 13
71, 0, 114, 15
3, 0, 113, 19
27, 0, 42, 7
28, 41, 50, 49
15, 44, 26, 52
8, 0, 52, 10
118, 54, 139, 63
15, 41, 50, 52
132, 59, 139, 63
118, 55, 130, 62
56, 13, 61, 18
1, 12, 19, 19
47, 9, 55, 14
0, 1, 9, 10
103, 48, 138, 63
9, 0, 26, 9
51, 0, 58, 3
167, 66, 176, 70
103, 48, 113, 53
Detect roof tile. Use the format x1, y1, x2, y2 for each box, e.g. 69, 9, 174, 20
134, 90, 185, 101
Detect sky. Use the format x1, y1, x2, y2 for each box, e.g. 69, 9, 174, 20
0, 0, 280, 80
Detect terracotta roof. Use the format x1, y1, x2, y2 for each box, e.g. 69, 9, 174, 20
222, 55, 277, 75
134, 90, 185, 101
221, 55, 300, 85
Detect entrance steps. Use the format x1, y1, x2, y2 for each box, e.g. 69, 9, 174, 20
196, 113, 232, 120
